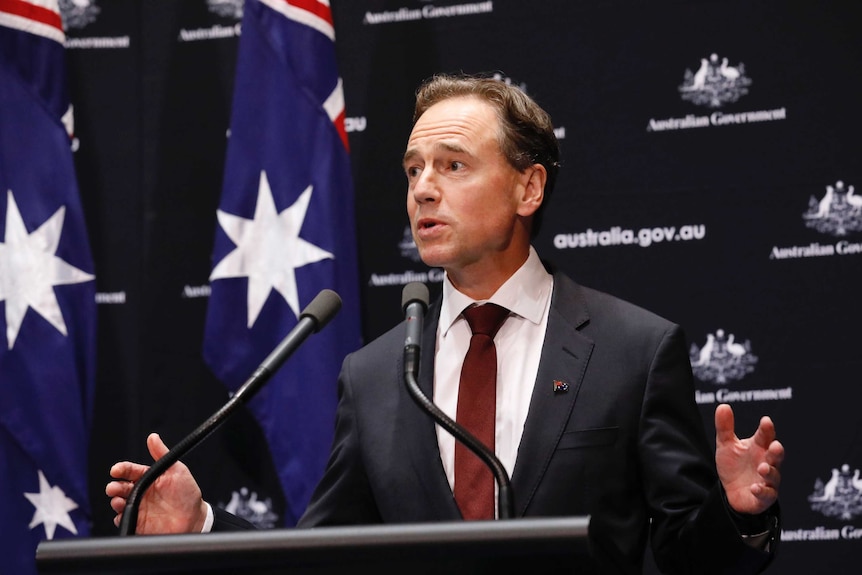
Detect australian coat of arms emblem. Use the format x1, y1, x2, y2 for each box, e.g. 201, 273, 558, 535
58, 0, 100, 30
803, 180, 862, 236
679, 53, 752, 108
689, 329, 758, 384
809, 464, 862, 520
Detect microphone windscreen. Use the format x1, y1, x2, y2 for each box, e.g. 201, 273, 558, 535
301, 289, 342, 332
401, 282, 430, 313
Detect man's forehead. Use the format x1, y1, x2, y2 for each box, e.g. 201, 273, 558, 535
405, 98, 499, 152
414, 95, 495, 127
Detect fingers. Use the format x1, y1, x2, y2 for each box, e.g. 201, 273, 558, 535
757, 460, 781, 487
109, 460, 150, 482
716, 406, 782, 454
751, 415, 777, 449
750, 481, 778, 505
107, 433, 164, 530
107, 434, 170, 531
109, 495, 129, 515
743, 469, 780, 512
766, 438, 785, 467
106, 478, 135, 522
108, 433, 167, 483
759, 440, 785, 483
750, 442, 783, 508
106, 482, 130, 528
105, 477, 136, 498
147, 432, 170, 462
714, 403, 737, 444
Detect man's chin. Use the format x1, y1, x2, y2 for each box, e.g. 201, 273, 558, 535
417, 255, 448, 271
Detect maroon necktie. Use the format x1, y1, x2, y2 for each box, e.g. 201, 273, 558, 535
454, 303, 509, 520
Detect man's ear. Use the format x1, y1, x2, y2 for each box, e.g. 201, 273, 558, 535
517, 164, 546, 217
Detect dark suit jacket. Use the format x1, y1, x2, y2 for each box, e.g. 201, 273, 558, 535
219, 271, 778, 574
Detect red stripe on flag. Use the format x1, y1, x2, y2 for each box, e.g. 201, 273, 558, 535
333, 109, 348, 151
284, 0, 332, 27
0, 0, 63, 32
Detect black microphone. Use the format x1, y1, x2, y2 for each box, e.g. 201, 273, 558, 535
119, 289, 342, 536
402, 281, 429, 379
400, 282, 514, 519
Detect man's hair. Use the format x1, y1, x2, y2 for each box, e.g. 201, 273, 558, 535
413, 73, 561, 237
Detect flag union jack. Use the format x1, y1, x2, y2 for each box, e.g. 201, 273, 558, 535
0, 0, 65, 43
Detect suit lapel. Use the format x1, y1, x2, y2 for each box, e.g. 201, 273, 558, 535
403, 299, 461, 519
510, 273, 594, 516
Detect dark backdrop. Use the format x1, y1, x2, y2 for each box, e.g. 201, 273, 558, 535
63, 1, 862, 573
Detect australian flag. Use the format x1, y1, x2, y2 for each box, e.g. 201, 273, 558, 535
203, 0, 362, 526
0, 1, 97, 574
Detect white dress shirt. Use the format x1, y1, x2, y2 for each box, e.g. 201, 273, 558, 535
434, 246, 554, 502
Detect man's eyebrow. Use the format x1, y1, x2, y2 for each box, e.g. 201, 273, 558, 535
437, 141, 468, 155
402, 142, 468, 165
402, 148, 419, 166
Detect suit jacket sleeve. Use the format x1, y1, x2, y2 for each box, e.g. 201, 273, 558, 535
212, 506, 257, 532
298, 350, 384, 527
637, 325, 778, 574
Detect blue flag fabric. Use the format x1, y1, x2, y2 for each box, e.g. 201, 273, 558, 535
203, 0, 362, 526
0, 2, 97, 574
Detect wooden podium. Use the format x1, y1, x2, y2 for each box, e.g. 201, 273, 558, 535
36, 516, 591, 574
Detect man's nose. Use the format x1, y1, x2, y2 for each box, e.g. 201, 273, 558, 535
412, 169, 439, 203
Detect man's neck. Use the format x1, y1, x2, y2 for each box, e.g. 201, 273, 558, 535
445, 248, 532, 300
446, 265, 523, 300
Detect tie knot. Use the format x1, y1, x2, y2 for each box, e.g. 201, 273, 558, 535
462, 303, 509, 338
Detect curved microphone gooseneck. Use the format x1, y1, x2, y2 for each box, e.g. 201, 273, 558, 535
119, 289, 342, 536
400, 282, 514, 519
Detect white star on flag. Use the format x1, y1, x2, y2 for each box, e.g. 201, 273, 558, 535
210, 170, 334, 327
24, 470, 79, 540
0, 190, 95, 350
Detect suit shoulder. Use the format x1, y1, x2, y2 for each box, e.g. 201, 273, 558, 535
583, 285, 676, 329
553, 275, 692, 374
350, 320, 405, 360
341, 308, 424, 377
347, 297, 441, 363
554, 273, 680, 337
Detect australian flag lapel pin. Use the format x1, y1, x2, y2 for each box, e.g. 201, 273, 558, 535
553, 380, 569, 393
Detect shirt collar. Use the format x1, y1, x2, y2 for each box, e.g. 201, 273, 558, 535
440, 246, 553, 336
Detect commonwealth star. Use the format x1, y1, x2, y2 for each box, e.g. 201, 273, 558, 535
210, 171, 334, 327
0, 190, 95, 349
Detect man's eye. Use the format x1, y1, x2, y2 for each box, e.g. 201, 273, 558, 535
406, 166, 421, 178
450, 161, 464, 171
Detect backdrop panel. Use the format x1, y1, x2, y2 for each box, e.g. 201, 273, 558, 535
44, 1, 862, 573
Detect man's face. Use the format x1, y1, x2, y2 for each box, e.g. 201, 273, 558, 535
403, 96, 537, 288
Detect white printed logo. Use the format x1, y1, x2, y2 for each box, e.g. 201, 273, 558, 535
689, 329, 758, 384
207, 0, 244, 20
363, 2, 494, 25
803, 180, 862, 237
679, 53, 752, 108
344, 117, 367, 133
58, 0, 100, 30
399, 225, 421, 262
809, 464, 862, 520
491, 72, 527, 93
220, 487, 278, 528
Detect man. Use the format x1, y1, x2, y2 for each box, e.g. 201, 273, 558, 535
107, 74, 784, 574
